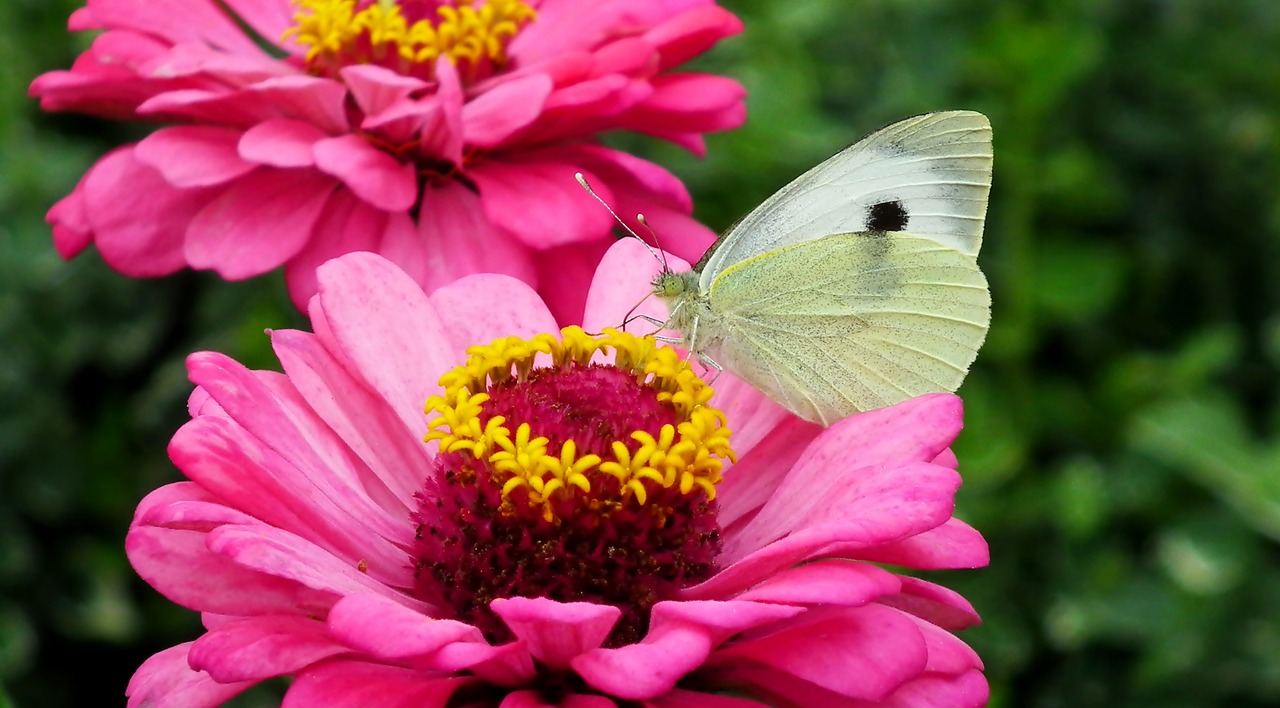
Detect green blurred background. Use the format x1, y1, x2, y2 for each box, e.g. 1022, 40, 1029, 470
4, 0, 1280, 705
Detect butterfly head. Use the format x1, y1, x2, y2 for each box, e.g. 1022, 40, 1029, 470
651, 269, 696, 300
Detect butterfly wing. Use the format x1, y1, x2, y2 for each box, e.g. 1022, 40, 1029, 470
698, 111, 992, 291
704, 231, 990, 425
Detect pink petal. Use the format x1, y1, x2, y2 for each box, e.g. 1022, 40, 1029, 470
221, 0, 297, 47
185, 168, 337, 278
880, 576, 982, 631
581, 238, 688, 335
491, 598, 619, 670
643, 689, 768, 708
46, 175, 93, 259
314, 134, 418, 211
327, 593, 483, 660
573, 601, 802, 700
30, 31, 176, 118
270, 326, 429, 507
72, 0, 266, 55
180, 353, 413, 566
713, 605, 928, 701
416, 57, 464, 165
429, 274, 560, 355
285, 661, 473, 708
127, 643, 251, 708
82, 146, 213, 276
135, 125, 256, 187
618, 74, 746, 141
248, 75, 350, 134
463, 74, 553, 148
239, 118, 329, 168
138, 87, 279, 127
341, 65, 429, 118
412, 180, 539, 292
645, 6, 744, 71
735, 560, 901, 607
312, 252, 456, 440
887, 669, 989, 708
534, 240, 612, 327
469, 158, 613, 249
717, 416, 821, 531
281, 187, 388, 309
856, 517, 990, 570
188, 615, 345, 683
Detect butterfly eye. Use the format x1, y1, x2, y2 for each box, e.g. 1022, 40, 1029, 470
867, 199, 909, 232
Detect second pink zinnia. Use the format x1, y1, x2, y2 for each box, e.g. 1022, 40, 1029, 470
32, 0, 746, 317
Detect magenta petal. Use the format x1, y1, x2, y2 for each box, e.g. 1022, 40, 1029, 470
533, 240, 611, 326
890, 669, 989, 708
136, 125, 256, 187
645, 6, 744, 71
82, 146, 212, 276
127, 643, 252, 708
644, 689, 767, 708
881, 576, 982, 631
282, 188, 387, 309
429, 274, 559, 355
735, 560, 901, 607
716, 605, 928, 701
327, 593, 482, 660
463, 74, 553, 148
285, 661, 473, 708
469, 159, 613, 249
717, 416, 821, 531
313, 134, 417, 211
185, 169, 337, 278
47, 176, 93, 259
188, 615, 345, 683
240, 118, 328, 168
413, 180, 539, 292
492, 598, 619, 670
857, 517, 990, 570
573, 601, 802, 700
341, 64, 429, 118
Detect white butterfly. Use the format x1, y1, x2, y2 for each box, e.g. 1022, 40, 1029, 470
651, 111, 993, 426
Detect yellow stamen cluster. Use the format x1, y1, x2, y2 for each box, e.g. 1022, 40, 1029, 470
424, 327, 735, 518
285, 0, 536, 69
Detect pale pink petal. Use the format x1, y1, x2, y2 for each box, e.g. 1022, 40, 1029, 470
469, 159, 614, 249
82, 146, 213, 276
314, 134, 418, 211
573, 601, 802, 700
717, 416, 821, 531
285, 661, 473, 708
135, 125, 256, 187
492, 598, 619, 670
463, 74, 554, 147
312, 252, 456, 439
327, 593, 483, 660
270, 327, 429, 507
429, 275, 560, 357
581, 238, 688, 335
413, 180, 539, 291
188, 615, 346, 683
239, 118, 328, 168
185, 169, 337, 278
127, 643, 251, 708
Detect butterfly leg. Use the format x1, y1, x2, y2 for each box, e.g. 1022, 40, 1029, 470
697, 352, 723, 385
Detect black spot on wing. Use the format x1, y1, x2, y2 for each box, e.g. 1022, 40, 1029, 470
867, 200, 909, 232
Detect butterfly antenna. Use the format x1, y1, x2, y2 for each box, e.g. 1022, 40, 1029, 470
575, 172, 668, 269
636, 214, 671, 273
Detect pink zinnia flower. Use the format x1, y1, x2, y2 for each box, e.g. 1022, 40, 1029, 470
126, 242, 989, 707
32, 0, 744, 317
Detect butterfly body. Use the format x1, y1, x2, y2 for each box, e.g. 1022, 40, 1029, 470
651, 111, 994, 426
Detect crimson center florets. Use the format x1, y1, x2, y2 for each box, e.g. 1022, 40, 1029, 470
410, 327, 735, 646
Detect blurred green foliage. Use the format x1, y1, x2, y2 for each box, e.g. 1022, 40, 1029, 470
3, 0, 1279, 705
